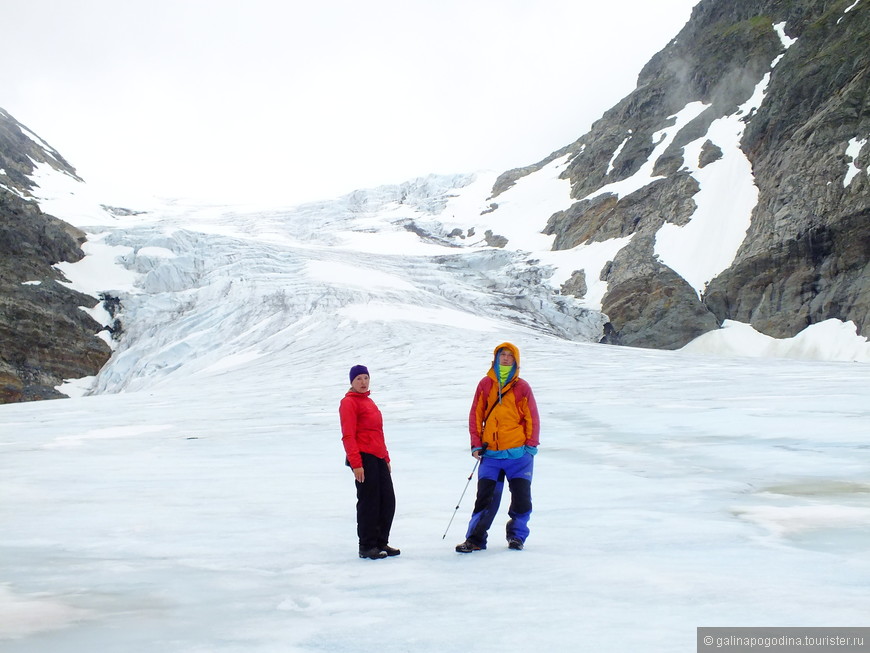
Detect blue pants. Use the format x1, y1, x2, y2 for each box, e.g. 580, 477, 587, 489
464, 454, 533, 547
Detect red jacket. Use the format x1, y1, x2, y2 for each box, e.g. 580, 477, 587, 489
339, 390, 390, 469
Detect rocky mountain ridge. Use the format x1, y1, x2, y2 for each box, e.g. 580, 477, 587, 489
0, 109, 111, 402
493, 0, 869, 348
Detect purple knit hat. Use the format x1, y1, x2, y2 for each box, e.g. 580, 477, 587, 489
349, 364, 369, 383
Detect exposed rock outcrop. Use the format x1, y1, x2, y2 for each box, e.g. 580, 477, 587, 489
0, 110, 111, 402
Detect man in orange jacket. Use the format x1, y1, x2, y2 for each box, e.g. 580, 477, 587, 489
456, 342, 540, 552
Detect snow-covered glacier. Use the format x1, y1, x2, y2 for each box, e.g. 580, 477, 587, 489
48, 172, 607, 395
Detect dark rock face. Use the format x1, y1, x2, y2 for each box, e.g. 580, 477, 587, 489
0, 108, 82, 191
705, 209, 870, 338
499, 0, 870, 349
601, 267, 719, 349
0, 110, 112, 403
718, 0, 870, 339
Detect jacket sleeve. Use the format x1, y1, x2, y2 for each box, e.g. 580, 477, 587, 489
467, 377, 490, 449
517, 381, 540, 447
339, 397, 363, 469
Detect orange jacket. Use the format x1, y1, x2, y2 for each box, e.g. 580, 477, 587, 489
468, 342, 540, 451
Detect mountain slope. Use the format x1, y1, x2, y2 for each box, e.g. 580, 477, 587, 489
495, 0, 869, 348
0, 109, 111, 402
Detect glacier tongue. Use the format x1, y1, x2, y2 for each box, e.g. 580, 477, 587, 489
79, 175, 606, 395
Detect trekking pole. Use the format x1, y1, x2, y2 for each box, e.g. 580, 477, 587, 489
441, 443, 488, 539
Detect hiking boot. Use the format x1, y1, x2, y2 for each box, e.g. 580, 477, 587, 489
380, 545, 401, 557
359, 547, 388, 559
507, 537, 524, 551
455, 540, 484, 553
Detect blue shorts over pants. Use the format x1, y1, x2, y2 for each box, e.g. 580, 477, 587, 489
464, 453, 533, 547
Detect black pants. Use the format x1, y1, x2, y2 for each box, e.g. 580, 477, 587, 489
355, 452, 396, 549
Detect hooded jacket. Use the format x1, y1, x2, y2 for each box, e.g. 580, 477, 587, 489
340, 390, 390, 469
468, 342, 540, 454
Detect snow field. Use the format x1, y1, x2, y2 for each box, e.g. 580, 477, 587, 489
2, 326, 869, 651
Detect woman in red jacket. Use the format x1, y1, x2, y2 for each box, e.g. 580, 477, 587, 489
339, 364, 399, 560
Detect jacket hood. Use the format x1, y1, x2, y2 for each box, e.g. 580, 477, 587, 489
487, 342, 520, 385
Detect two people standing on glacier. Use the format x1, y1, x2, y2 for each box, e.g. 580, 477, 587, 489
339, 341, 540, 559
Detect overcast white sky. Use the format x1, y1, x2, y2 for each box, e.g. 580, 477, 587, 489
3, 1, 698, 206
